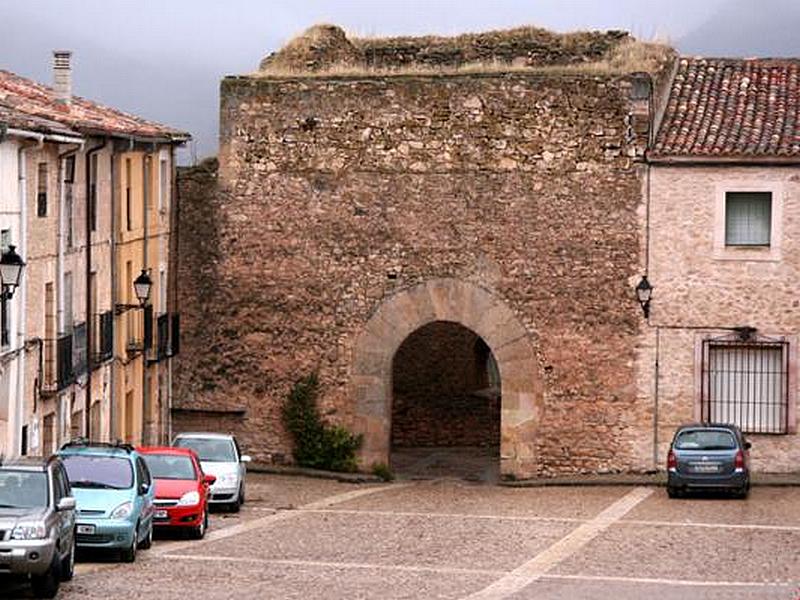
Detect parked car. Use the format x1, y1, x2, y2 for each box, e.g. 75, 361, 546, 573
0, 456, 76, 598
667, 423, 751, 498
138, 446, 216, 538
172, 433, 250, 512
58, 440, 155, 562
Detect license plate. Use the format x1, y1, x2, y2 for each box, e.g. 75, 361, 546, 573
76, 524, 95, 535
154, 510, 168, 519
692, 464, 720, 473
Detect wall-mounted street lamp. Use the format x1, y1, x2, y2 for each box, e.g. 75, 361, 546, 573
0, 245, 25, 299
636, 275, 653, 319
115, 269, 152, 314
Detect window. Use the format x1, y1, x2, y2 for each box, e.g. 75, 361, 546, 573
125, 158, 132, 231
725, 192, 772, 246
1, 229, 11, 253
64, 156, 75, 247
89, 153, 98, 231
143, 155, 152, 211
37, 162, 48, 217
701, 336, 790, 434
1, 293, 8, 347
159, 268, 166, 313
63, 271, 73, 333
159, 158, 169, 211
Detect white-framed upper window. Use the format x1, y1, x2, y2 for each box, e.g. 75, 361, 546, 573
713, 182, 782, 262
725, 192, 771, 246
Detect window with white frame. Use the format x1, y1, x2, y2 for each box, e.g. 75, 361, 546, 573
725, 191, 772, 246
702, 336, 789, 434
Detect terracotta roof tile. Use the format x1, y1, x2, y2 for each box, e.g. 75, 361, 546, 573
652, 57, 800, 160
0, 69, 189, 142
0, 101, 80, 137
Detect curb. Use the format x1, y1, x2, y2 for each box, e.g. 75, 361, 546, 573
500, 474, 800, 488
247, 462, 384, 484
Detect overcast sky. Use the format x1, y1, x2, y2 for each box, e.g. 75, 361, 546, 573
1, 0, 798, 162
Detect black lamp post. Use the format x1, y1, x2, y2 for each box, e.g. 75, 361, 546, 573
636, 275, 653, 318
0, 245, 25, 299
133, 270, 152, 307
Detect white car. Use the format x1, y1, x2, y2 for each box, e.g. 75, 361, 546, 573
172, 433, 250, 512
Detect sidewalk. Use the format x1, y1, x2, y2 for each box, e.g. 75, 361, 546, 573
500, 471, 800, 487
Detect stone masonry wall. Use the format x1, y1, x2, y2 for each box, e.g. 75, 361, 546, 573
176, 71, 650, 475
640, 165, 800, 472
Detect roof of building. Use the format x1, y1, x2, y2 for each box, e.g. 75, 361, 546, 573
651, 57, 800, 161
0, 101, 81, 138
0, 69, 189, 143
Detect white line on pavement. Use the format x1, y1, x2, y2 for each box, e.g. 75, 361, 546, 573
160, 553, 504, 577
462, 486, 654, 600
157, 554, 798, 590
543, 573, 796, 588
300, 508, 585, 524
622, 518, 800, 533
153, 483, 409, 556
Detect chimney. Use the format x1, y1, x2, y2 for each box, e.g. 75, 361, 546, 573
52, 50, 72, 106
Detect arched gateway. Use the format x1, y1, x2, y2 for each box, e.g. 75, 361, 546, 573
350, 279, 542, 479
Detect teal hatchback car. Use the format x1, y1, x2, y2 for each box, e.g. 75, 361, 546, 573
57, 441, 155, 562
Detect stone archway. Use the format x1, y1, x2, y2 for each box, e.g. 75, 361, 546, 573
350, 278, 541, 479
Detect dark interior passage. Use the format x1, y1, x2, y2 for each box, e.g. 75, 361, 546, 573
390, 321, 500, 478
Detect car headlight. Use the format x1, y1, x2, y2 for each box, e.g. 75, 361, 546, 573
11, 523, 47, 540
216, 473, 237, 486
110, 501, 133, 519
177, 491, 200, 507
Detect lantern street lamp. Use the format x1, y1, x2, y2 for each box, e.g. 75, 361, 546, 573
636, 275, 653, 319
133, 270, 152, 307
0, 245, 25, 299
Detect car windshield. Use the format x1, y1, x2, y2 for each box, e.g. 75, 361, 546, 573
61, 455, 134, 489
0, 470, 49, 509
675, 430, 737, 450
175, 438, 237, 462
142, 454, 196, 480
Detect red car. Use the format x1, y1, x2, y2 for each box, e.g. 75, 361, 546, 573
137, 446, 216, 539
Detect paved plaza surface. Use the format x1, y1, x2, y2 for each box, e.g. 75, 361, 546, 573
3, 473, 799, 599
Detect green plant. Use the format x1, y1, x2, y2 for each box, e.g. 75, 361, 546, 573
282, 374, 363, 472
372, 462, 394, 482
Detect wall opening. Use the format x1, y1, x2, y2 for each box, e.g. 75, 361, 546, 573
390, 320, 500, 481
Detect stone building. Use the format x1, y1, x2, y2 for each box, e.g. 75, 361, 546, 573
641, 57, 800, 473
175, 25, 678, 478
0, 53, 187, 457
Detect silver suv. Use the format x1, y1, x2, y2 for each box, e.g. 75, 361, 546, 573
0, 456, 76, 598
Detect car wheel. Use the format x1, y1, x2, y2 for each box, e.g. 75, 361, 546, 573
121, 527, 138, 563
60, 541, 75, 581
239, 486, 245, 505
192, 509, 208, 540
139, 522, 153, 550
666, 486, 680, 499
31, 551, 61, 598
734, 485, 749, 500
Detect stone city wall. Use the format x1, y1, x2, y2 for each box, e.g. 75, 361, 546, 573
176, 70, 650, 476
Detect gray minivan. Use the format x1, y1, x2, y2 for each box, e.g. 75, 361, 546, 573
0, 456, 76, 598
667, 423, 751, 499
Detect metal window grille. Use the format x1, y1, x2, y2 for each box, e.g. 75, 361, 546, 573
156, 313, 169, 360
701, 338, 789, 434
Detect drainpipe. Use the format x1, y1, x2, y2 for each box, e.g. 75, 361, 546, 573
84, 139, 107, 439
109, 149, 117, 441
167, 145, 177, 444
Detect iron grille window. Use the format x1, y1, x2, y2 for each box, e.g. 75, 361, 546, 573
170, 313, 180, 356
57, 333, 75, 390
701, 338, 789, 434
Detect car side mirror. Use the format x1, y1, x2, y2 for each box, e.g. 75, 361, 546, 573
240, 455, 252, 464
744, 442, 752, 450
139, 482, 150, 496
57, 497, 76, 512
204, 474, 217, 485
